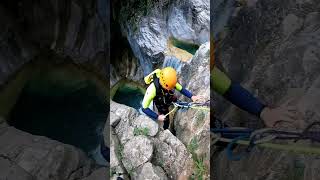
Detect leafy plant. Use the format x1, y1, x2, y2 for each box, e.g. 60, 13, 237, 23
187, 137, 206, 180
194, 156, 206, 180
187, 137, 199, 154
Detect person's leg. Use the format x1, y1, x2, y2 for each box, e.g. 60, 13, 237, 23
161, 108, 170, 130
156, 104, 170, 130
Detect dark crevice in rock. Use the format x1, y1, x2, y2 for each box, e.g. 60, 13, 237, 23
1, 56, 107, 165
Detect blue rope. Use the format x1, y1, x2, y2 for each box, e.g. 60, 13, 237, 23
211, 128, 253, 139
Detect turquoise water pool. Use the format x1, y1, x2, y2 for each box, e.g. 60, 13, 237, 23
171, 37, 200, 55
113, 84, 144, 110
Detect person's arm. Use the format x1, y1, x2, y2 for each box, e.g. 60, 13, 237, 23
141, 84, 158, 120
212, 66, 265, 117
175, 83, 193, 98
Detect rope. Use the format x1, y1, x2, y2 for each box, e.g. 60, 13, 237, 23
164, 106, 178, 117
164, 100, 210, 117
211, 121, 320, 160
173, 100, 210, 111
218, 137, 320, 156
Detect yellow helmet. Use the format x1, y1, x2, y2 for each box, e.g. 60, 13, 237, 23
159, 67, 177, 90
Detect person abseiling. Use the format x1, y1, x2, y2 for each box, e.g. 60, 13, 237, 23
141, 67, 203, 129
212, 65, 298, 127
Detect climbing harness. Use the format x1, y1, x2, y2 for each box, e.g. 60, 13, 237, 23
211, 121, 320, 161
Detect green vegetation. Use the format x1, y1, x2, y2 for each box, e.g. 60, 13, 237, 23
195, 111, 206, 128
127, 168, 134, 178
110, 167, 116, 177
116, 143, 124, 161
193, 156, 206, 180
187, 137, 206, 180
187, 137, 199, 153
133, 127, 150, 136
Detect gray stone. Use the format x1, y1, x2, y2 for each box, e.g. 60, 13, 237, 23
0, 156, 35, 180
0, 127, 95, 180
282, 14, 303, 38
179, 42, 210, 99
131, 115, 159, 137
110, 101, 139, 122
110, 111, 121, 128
153, 130, 193, 179
122, 136, 153, 171
81, 168, 108, 180
132, 162, 168, 180
168, 7, 197, 43
115, 121, 135, 145
116, 0, 209, 75
110, 129, 127, 176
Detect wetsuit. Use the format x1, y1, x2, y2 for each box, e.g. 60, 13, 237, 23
212, 66, 266, 118
212, 66, 266, 148
142, 73, 193, 129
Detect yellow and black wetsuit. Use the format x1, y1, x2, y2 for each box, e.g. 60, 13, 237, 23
212, 66, 265, 117
142, 70, 193, 129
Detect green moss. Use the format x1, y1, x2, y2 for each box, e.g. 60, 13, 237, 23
194, 156, 206, 180
116, 143, 124, 161
110, 167, 117, 177
195, 111, 206, 128
133, 127, 150, 136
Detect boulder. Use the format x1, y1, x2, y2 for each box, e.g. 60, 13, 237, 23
132, 162, 168, 180
153, 130, 194, 179
131, 115, 159, 137
122, 136, 153, 171
0, 127, 95, 180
